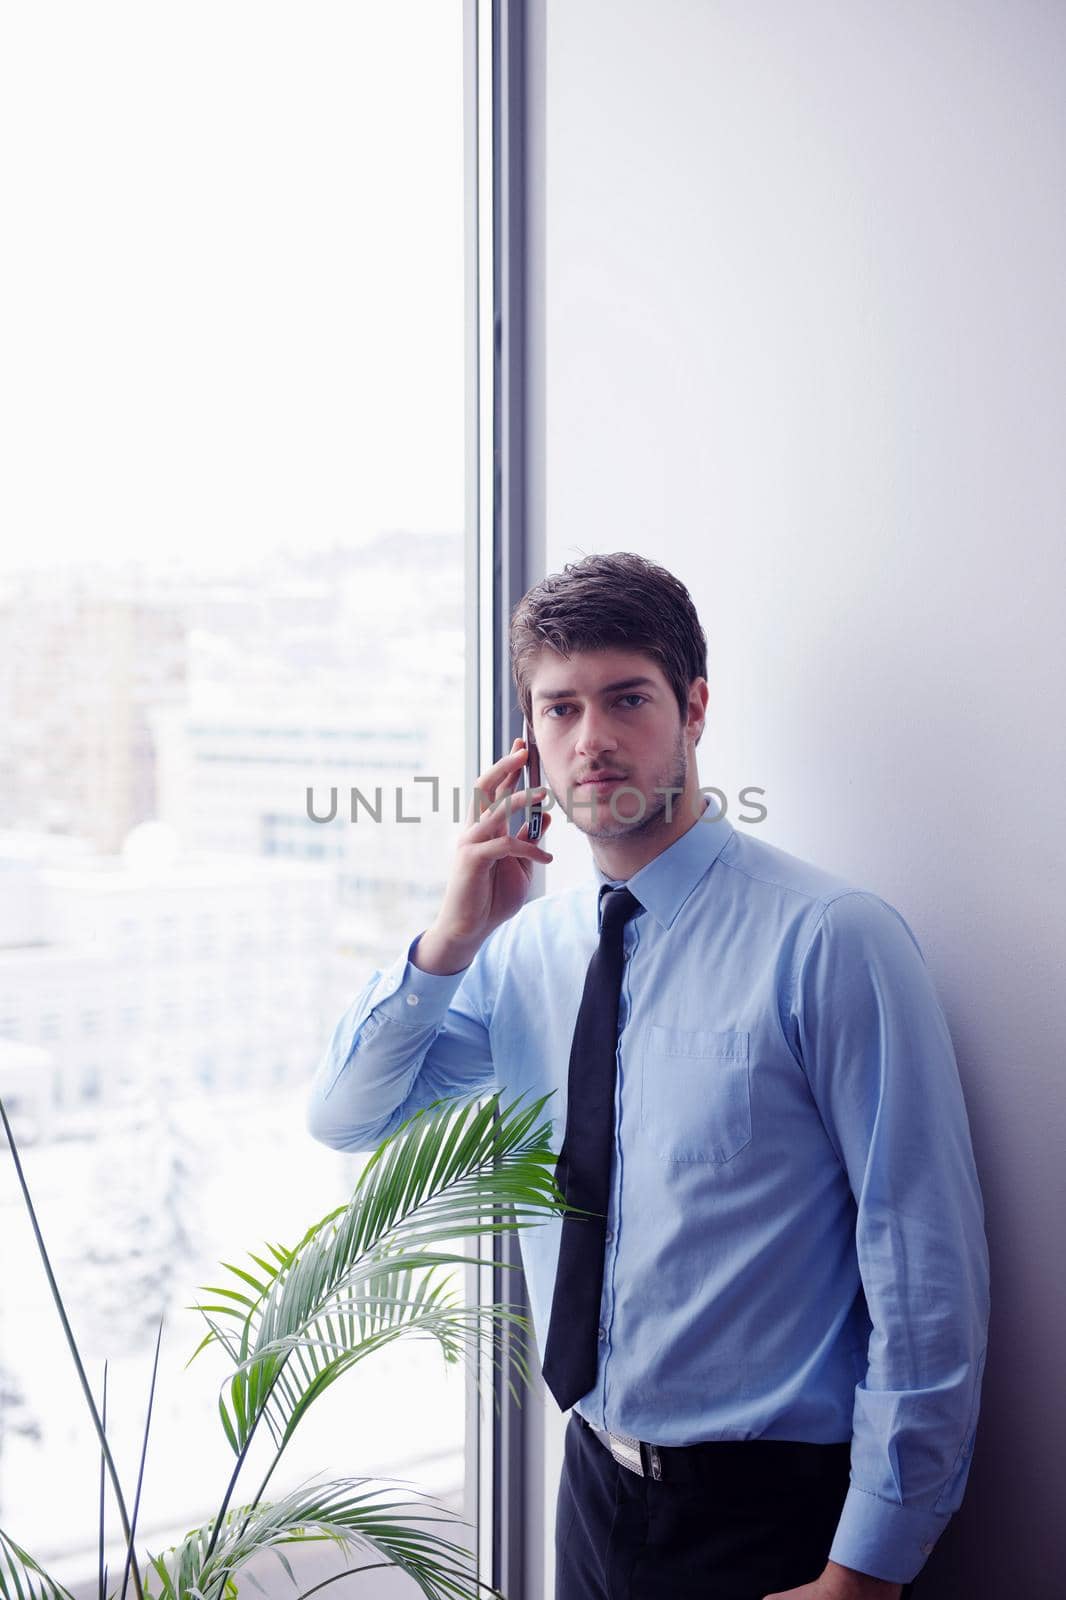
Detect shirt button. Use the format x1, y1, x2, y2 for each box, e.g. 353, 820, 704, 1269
598, 1326, 607, 1341
604, 1229, 614, 1244
405, 993, 420, 1007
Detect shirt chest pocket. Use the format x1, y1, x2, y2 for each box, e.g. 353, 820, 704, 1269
640, 1024, 752, 1164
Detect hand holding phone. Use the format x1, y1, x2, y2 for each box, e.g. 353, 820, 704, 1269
411, 731, 552, 975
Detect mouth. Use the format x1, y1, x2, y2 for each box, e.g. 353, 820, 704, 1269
577, 773, 627, 790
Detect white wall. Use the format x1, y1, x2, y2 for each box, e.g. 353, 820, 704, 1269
525, 3, 1065, 1596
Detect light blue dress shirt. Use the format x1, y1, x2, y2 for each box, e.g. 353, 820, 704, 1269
306, 804, 990, 1585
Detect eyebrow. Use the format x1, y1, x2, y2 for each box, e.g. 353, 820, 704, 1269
533, 675, 658, 703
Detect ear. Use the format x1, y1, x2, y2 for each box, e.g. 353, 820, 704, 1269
686, 677, 709, 741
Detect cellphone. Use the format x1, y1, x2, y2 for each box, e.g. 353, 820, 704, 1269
522, 717, 544, 843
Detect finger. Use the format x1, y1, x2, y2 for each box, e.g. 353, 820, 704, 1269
467, 739, 531, 825
469, 833, 553, 864
492, 756, 528, 804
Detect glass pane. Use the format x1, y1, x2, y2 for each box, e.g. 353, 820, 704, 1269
0, 4, 469, 1595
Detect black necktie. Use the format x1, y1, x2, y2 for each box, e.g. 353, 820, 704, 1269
541, 884, 643, 1412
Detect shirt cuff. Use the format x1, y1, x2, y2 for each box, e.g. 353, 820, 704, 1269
828, 1484, 950, 1585
368, 930, 472, 1022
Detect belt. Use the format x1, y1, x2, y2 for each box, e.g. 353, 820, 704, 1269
577, 1413, 851, 1488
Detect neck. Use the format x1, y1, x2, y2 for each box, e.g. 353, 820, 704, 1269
590, 789, 711, 880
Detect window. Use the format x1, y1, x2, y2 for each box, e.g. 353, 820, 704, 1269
0, 4, 474, 1591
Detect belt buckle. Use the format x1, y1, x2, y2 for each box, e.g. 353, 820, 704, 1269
597, 1426, 663, 1482
606, 1428, 644, 1476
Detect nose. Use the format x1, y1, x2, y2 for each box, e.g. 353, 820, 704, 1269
573, 706, 619, 759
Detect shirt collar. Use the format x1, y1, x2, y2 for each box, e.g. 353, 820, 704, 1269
594, 799, 735, 931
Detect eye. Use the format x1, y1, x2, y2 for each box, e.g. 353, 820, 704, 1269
543, 695, 646, 718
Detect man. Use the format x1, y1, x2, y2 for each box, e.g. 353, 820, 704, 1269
307, 552, 989, 1600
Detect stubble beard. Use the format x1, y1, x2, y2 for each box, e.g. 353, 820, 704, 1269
574, 727, 689, 842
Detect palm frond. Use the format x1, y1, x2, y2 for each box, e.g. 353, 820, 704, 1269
1, 1093, 560, 1600
191, 1092, 564, 1460
150, 1477, 499, 1600
220, 1285, 537, 1459
0, 1530, 76, 1600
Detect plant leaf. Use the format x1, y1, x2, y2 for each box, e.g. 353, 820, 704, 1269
157, 1477, 501, 1600
0, 1531, 77, 1600
189, 1092, 563, 1458
188, 1092, 564, 1573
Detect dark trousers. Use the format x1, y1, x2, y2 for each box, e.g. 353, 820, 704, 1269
556, 1413, 917, 1600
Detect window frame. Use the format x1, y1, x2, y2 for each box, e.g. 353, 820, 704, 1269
465, 3, 542, 1597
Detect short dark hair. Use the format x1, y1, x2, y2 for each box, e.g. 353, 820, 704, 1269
509, 552, 708, 727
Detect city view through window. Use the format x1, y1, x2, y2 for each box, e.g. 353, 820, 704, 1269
0, 5, 471, 1593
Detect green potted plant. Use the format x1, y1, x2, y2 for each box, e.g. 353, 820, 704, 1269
0, 1090, 565, 1600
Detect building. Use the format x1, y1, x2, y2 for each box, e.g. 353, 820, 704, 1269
0, 828, 337, 1141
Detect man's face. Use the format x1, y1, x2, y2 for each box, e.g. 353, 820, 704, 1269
526, 647, 704, 842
